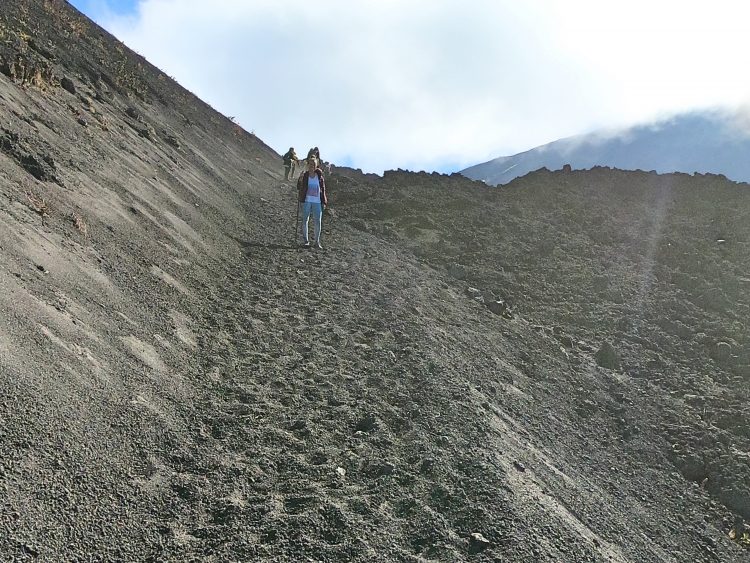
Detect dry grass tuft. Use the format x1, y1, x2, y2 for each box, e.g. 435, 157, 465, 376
72, 213, 88, 237
25, 190, 49, 217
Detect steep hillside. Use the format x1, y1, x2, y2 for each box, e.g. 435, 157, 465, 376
1, 1, 748, 562
462, 112, 750, 185
335, 166, 750, 556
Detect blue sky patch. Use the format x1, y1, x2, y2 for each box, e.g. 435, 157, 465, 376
68, 0, 138, 18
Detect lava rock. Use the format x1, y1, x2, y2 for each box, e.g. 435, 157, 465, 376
711, 341, 732, 363
419, 458, 436, 474
468, 532, 491, 554
595, 341, 620, 370
556, 334, 574, 348
486, 299, 513, 319
60, 76, 76, 94
466, 286, 484, 304
354, 415, 378, 433
163, 132, 181, 149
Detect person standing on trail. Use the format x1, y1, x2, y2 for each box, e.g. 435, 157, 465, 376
282, 147, 299, 180
297, 157, 327, 249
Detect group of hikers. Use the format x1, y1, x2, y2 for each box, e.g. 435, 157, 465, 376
282, 146, 322, 180
282, 147, 328, 250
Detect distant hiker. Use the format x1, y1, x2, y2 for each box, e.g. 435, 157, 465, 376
305, 147, 328, 174
307, 146, 321, 163
297, 157, 327, 249
282, 147, 299, 180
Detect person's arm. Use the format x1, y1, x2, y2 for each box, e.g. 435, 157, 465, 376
297, 173, 304, 202
319, 171, 327, 207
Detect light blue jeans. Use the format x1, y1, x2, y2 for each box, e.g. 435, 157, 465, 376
301, 202, 322, 243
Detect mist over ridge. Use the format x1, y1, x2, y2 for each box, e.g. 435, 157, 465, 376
462, 109, 750, 185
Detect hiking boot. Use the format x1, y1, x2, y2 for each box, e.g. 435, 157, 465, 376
315, 242, 323, 250
302, 241, 310, 248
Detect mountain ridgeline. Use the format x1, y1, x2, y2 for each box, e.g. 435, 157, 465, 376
1, 1, 749, 561
462, 111, 750, 185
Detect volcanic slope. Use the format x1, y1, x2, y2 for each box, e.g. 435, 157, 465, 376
1, 1, 748, 561
335, 166, 750, 554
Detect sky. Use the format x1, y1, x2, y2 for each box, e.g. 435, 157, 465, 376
67, 0, 750, 174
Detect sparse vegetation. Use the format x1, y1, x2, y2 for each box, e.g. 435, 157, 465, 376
96, 114, 110, 131
72, 212, 88, 237
729, 528, 750, 547
25, 189, 48, 217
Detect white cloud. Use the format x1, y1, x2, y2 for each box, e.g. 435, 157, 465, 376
93, 0, 750, 173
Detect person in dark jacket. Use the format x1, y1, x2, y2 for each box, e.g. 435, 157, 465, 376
282, 147, 299, 180
296, 157, 327, 249
306, 146, 321, 164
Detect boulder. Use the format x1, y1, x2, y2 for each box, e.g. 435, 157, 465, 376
595, 342, 620, 370
465, 287, 481, 298
60, 76, 76, 94
465, 286, 484, 304
468, 532, 491, 554
712, 341, 732, 363
486, 299, 510, 317
556, 334, 574, 348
